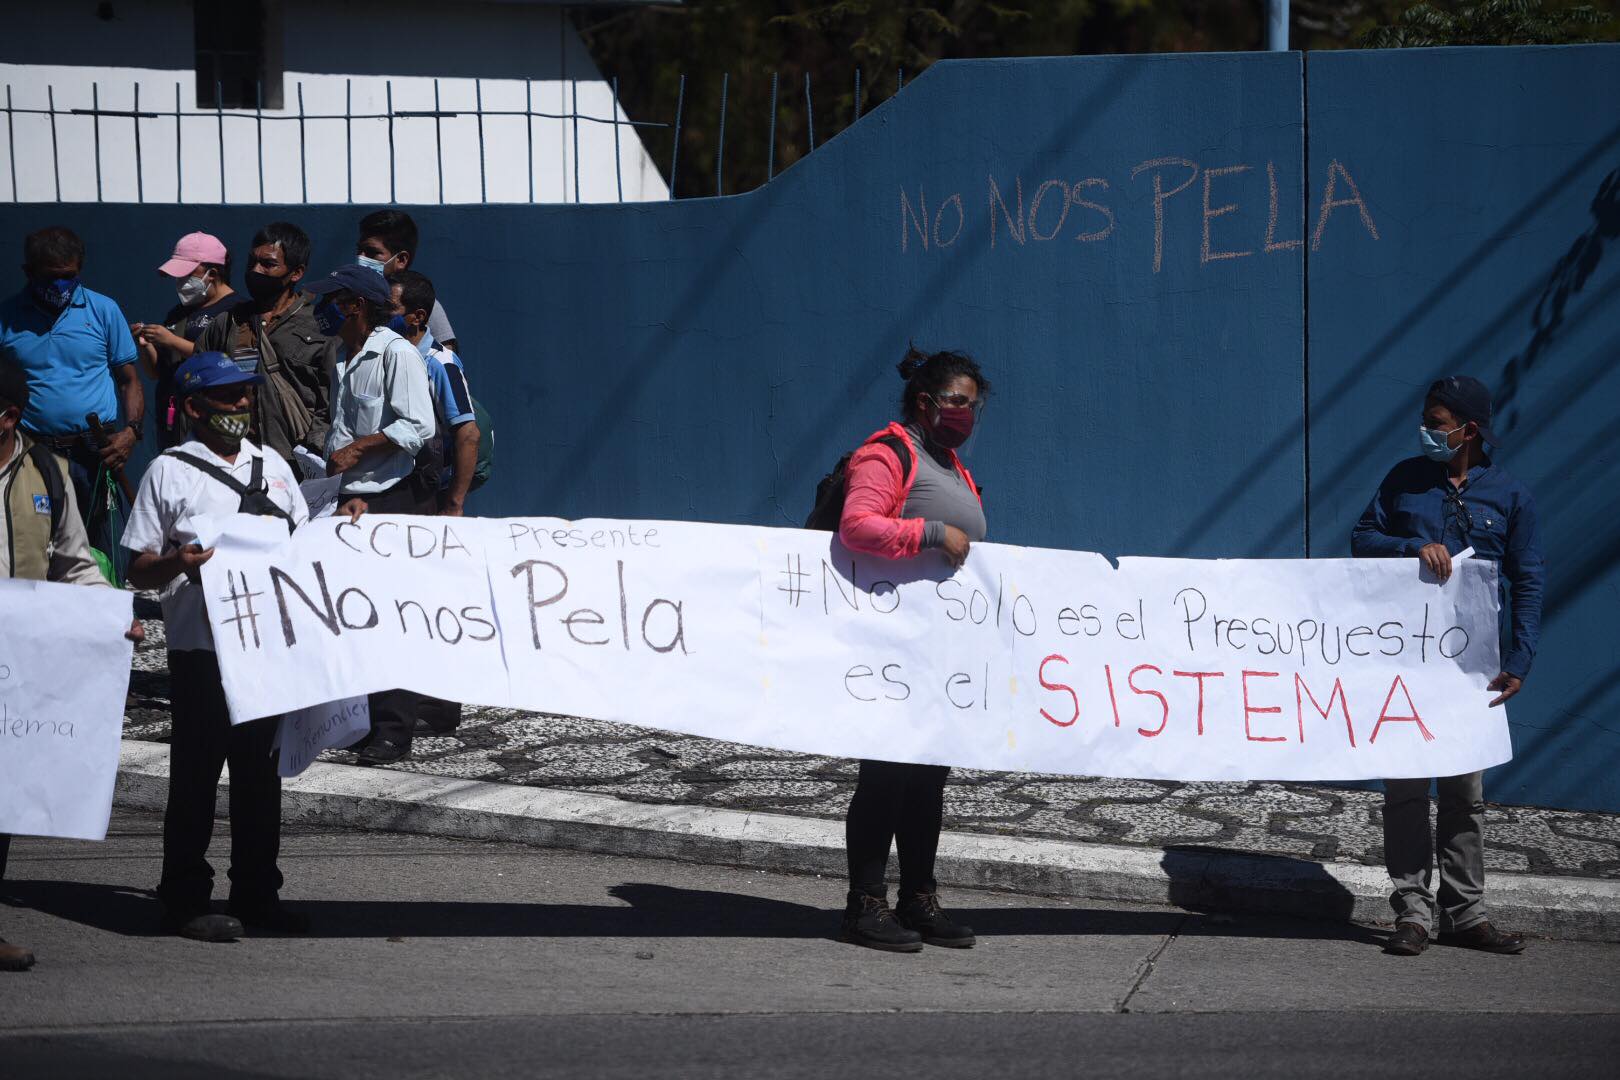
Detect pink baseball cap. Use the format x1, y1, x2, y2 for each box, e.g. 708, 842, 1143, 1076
158, 231, 229, 278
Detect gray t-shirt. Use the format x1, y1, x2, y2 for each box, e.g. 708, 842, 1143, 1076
899, 422, 986, 548
428, 299, 456, 346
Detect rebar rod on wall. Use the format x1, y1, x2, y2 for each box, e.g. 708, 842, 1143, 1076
669, 74, 685, 200
612, 76, 623, 203
4, 86, 15, 201
766, 72, 778, 181
175, 82, 182, 202
435, 79, 446, 204
133, 82, 144, 203
715, 72, 728, 197
345, 79, 353, 204
91, 82, 102, 202
475, 78, 487, 204
386, 80, 397, 203
296, 81, 308, 204
255, 80, 265, 203
214, 80, 225, 204
804, 74, 815, 152
47, 86, 60, 201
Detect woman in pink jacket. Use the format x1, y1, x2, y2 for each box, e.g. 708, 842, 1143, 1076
837, 346, 989, 952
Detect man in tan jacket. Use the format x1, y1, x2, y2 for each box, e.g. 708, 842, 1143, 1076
0, 358, 142, 971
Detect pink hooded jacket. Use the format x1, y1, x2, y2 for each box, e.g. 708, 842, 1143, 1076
837, 421, 981, 560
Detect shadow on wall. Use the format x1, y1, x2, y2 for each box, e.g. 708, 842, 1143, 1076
1309, 137, 1620, 536
1495, 167, 1620, 438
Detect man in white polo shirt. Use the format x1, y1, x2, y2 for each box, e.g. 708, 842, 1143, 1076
306, 264, 437, 765
124, 352, 325, 942
307, 264, 436, 516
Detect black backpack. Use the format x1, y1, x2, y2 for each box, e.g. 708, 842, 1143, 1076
804, 433, 913, 530
166, 450, 298, 533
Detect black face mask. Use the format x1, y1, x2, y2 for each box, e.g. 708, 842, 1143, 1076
244, 269, 289, 304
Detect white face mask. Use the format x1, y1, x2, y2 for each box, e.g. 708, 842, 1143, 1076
357, 251, 402, 275
176, 272, 210, 307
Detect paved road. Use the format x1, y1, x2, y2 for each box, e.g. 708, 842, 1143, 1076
3, 810, 1617, 1078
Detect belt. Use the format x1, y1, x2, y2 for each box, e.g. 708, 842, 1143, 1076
25, 431, 92, 450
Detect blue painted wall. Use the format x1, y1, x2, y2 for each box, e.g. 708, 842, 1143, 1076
1306, 45, 1620, 813
3, 46, 1616, 810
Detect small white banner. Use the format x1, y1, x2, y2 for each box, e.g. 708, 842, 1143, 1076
277, 696, 370, 777
0, 578, 134, 840
199, 515, 1511, 782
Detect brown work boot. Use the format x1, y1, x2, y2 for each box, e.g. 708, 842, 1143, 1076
1383, 922, 1430, 956
0, 938, 36, 971
1439, 921, 1526, 954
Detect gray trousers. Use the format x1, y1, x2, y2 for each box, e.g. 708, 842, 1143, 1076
1382, 771, 1487, 933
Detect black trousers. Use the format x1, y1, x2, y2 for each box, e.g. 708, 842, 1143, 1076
845, 760, 951, 897
158, 649, 283, 917
342, 478, 439, 751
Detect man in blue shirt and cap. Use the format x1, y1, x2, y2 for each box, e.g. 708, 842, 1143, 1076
0, 226, 145, 555
1352, 375, 1544, 957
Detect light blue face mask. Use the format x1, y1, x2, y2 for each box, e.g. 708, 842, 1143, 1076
1419, 424, 1463, 462
357, 252, 401, 276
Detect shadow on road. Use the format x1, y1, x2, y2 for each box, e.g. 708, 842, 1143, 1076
1, 878, 1382, 945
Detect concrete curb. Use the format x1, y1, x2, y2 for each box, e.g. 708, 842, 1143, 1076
114, 740, 1620, 942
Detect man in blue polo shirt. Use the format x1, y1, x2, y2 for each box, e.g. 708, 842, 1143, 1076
0, 226, 145, 553
1351, 375, 1544, 957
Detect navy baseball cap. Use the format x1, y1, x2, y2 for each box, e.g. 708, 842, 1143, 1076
302, 263, 392, 304
1427, 375, 1501, 447
176, 350, 263, 395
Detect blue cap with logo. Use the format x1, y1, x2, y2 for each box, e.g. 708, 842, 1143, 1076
175, 350, 263, 395
302, 263, 392, 304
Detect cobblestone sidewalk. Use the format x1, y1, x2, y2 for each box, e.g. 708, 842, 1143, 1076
127, 619, 1620, 881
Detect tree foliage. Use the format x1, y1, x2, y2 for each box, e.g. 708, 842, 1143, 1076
573, 0, 1618, 197
572, 0, 1265, 197
1359, 0, 1613, 46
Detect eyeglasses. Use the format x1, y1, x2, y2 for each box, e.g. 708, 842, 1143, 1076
929, 392, 986, 416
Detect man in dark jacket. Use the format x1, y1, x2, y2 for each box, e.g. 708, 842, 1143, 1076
193, 222, 336, 464
1351, 375, 1544, 957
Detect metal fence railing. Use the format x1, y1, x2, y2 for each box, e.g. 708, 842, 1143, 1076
1, 68, 906, 206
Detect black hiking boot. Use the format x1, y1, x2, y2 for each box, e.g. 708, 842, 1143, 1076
895, 890, 976, 948
840, 892, 923, 953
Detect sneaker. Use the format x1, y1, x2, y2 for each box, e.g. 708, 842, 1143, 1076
228, 900, 311, 934
162, 912, 244, 942
895, 890, 976, 948
0, 939, 36, 971
1439, 921, 1525, 954
840, 892, 923, 953
1383, 922, 1430, 955
355, 738, 411, 766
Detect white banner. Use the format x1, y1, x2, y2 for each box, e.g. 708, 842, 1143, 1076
276, 696, 370, 777
200, 515, 1510, 782
0, 578, 133, 840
